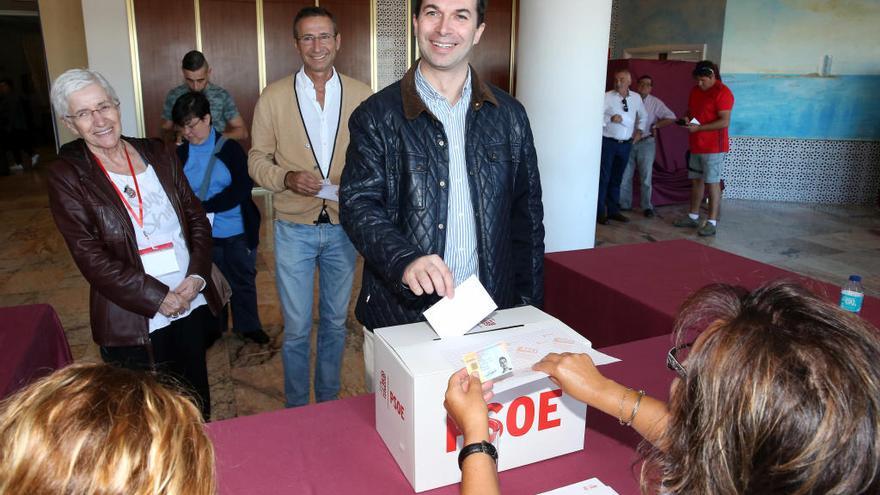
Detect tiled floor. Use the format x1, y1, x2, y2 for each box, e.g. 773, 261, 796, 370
1, 161, 878, 420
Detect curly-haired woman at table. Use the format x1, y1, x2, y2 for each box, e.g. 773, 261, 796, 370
0, 363, 215, 495
445, 281, 880, 494
47, 69, 222, 419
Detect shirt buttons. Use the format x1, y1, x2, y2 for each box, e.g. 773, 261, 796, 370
438, 223, 445, 230
439, 180, 446, 187
438, 139, 445, 146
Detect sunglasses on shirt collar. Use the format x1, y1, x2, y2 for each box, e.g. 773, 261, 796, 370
621, 98, 629, 112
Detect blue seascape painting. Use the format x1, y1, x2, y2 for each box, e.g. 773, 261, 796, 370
725, 74, 880, 141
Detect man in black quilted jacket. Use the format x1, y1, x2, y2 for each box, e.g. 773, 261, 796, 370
340, 0, 544, 390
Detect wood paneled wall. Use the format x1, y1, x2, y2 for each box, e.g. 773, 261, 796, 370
264, 0, 311, 84
200, 0, 260, 144
470, 0, 515, 92
320, 0, 372, 86
132, 0, 196, 138
131, 0, 518, 143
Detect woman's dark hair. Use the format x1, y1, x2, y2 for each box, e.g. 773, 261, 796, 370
171, 91, 210, 127
640, 281, 880, 494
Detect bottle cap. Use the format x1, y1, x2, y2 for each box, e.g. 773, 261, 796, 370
849, 275, 862, 282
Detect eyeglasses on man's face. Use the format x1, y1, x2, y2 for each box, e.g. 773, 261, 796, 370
66, 100, 119, 122
666, 342, 693, 379
297, 32, 337, 45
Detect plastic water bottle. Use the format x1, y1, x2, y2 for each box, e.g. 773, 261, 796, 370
840, 275, 865, 314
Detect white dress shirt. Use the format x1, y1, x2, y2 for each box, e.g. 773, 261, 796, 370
640, 93, 676, 135
602, 89, 647, 141
414, 65, 478, 285
295, 67, 341, 178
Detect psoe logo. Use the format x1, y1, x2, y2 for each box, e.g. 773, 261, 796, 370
445, 389, 563, 452
379, 370, 387, 400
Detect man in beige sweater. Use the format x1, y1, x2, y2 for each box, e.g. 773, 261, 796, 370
248, 6, 372, 408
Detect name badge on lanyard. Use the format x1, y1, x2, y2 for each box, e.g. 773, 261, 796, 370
93, 145, 181, 277
138, 241, 180, 276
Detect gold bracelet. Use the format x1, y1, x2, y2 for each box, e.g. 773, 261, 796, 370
623, 389, 646, 427
617, 387, 633, 425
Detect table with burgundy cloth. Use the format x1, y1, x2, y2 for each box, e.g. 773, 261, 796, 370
0, 304, 73, 400
544, 239, 880, 349
207, 334, 675, 495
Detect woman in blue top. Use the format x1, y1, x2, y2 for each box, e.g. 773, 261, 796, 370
173, 92, 268, 344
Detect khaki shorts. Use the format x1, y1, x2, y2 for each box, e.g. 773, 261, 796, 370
688, 152, 726, 184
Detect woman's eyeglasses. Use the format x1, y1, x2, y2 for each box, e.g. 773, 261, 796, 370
666, 342, 693, 379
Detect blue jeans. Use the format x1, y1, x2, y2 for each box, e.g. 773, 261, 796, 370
597, 137, 633, 217
274, 220, 356, 407
620, 138, 656, 210
212, 234, 262, 333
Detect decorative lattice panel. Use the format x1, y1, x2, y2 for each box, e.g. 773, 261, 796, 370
725, 137, 880, 205
376, 0, 409, 90
609, 0, 620, 58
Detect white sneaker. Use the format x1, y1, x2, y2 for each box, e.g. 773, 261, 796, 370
31, 154, 40, 166
10, 163, 23, 171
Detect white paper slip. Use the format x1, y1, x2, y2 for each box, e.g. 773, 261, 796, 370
491, 329, 619, 394
423, 275, 497, 338
440, 327, 620, 394
538, 477, 620, 495
316, 178, 339, 201
689, 117, 700, 125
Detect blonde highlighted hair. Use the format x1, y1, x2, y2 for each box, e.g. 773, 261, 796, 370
0, 363, 215, 495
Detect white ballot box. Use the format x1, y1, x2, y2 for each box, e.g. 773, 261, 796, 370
374, 306, 616, 492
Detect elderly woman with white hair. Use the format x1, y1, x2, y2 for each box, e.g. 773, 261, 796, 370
47, 68, 222, 419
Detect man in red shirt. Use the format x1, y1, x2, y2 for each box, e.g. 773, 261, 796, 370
673, 61, 734, 237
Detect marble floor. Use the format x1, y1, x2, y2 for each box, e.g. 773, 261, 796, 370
1, 157, 878, 421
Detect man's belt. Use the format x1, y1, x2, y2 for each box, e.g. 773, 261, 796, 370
603, 136, 633, 144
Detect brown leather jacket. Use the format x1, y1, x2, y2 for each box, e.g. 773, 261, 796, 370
48, 137, 221, 348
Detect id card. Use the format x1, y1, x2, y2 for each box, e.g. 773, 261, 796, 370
462, 342, 513, 382
139, 241, 179, 276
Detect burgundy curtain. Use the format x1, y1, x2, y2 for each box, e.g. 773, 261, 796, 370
606, 59, 697, 206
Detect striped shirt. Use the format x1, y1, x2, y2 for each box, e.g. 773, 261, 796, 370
414, 65, 478, 286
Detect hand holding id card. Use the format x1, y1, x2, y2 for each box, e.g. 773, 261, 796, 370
462, 342, 514, 382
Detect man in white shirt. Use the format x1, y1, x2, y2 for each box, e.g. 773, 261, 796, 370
248, 7, 372, 407
620, 74, 676, 217
599, 69, 647, 224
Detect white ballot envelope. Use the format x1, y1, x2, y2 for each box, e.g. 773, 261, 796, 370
316, 178, 339, 201
689, 117, 700, 125
423, 275, 497, 338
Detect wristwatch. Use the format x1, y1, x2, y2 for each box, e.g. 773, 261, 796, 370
458, 441, 498, 470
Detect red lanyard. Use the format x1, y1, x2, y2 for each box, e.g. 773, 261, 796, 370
93, 146, 144, 229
